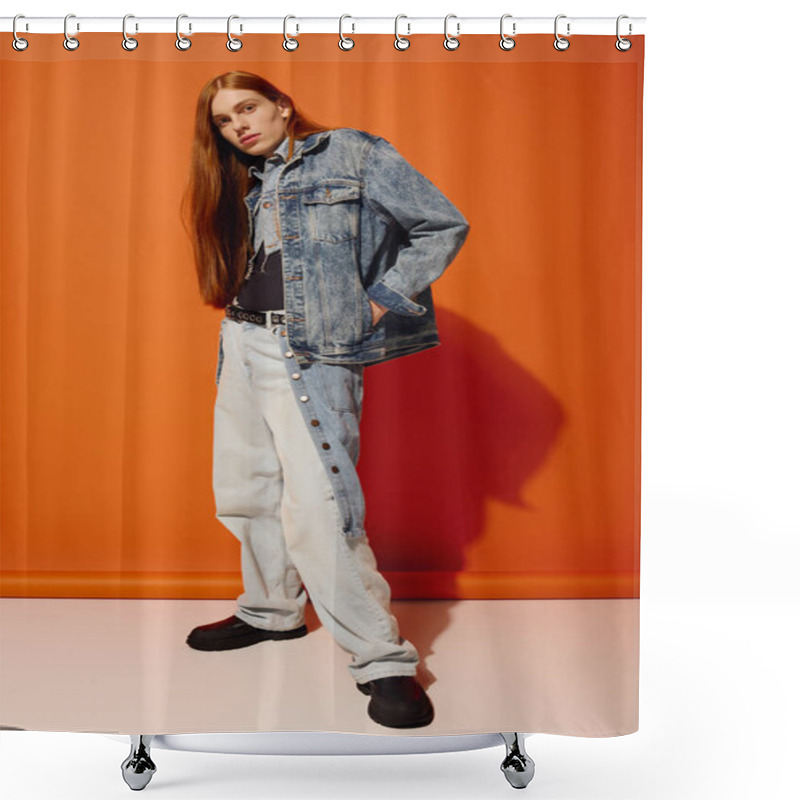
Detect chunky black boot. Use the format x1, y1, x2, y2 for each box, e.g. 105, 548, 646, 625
186, 615, 308, 651
356, 676, 434, 728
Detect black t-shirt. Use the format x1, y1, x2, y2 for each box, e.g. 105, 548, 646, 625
236, 241, 284, 311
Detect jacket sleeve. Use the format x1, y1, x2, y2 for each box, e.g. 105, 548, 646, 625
362, 136, 470, 317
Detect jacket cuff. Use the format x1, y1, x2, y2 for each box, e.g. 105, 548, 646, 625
367, 281, 427, 317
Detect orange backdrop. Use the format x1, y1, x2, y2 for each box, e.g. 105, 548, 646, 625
0, 33, 643, 600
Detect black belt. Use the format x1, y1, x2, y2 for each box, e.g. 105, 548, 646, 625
225, 305, 286, 326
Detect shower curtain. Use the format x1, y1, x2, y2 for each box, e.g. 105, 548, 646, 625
0, 30, 643, 737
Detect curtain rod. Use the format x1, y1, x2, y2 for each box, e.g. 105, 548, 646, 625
1, 16, 646, 37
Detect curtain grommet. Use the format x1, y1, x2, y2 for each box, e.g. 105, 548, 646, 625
615, 15, 633, 51
553, 14, 570, 51
339, 14, 355, 51
443, 14, 460, 51
12, 14, 29, 51
394, 15, 411, 50
226, 15, 243, 52
121, 14, 138, 51
175, 14, 191, 50
63, 13, 80, 51
499, 14, 516, 50
283, 15, 299, 51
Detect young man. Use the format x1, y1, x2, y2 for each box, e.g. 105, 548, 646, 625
182, 72, 470, 729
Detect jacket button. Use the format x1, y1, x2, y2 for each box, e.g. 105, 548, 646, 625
331, 466, 340, 474
284, 351, 294, 358
280, 330, 287, 337
300, 395, 309, 402
262, 201, 271, 208
291, 372, 301, 380
310, 419, 320, 427
321, 442, 331, 450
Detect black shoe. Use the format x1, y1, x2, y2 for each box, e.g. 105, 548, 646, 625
356, 676, 434, 728
186, 615, 308, 651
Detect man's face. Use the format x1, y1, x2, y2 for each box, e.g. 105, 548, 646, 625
211, 88, 290, 157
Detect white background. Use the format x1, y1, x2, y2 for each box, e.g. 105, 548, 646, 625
1, 1, 798, 798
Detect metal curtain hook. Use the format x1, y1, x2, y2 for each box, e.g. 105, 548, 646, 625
283, 15, 299, 51
615, 14, 632, 51
553, 14, 570, 51
12, 14, 29, 51
227, 15, 243, 51
122, 14, 138, 51
176, 14, 191, 50
499, 14, 515, 50
339, 15, 355, 50
394, 15, 410, 51
63, 13, 80, 50
443, 13, 460, 51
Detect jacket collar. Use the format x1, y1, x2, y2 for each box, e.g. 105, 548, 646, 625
288, 129, 332, 161
247, 130, 332, 179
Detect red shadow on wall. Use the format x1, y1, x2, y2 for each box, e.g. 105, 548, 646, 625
360, 307, 565, 598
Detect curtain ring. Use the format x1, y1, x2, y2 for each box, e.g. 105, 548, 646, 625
227, 15, 243, 51
553, 14, 570, 51
615, 14, 632, 52
394, 15, 410, 51
499, 14, 515, 50
339, 15, 355, 50
63, 13, 80, 51
122, 14, 138, 51
283, 15, 299, 51
12, 14, 29, 51
176, 14, 191, 51
443, 13, 460, 51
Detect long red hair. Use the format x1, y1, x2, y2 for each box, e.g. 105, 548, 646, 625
181, 71, 331, 308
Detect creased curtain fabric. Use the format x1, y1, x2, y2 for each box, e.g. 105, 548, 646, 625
1, 33, 643, 736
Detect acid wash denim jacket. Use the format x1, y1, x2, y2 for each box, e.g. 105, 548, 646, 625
238, 127, 470, 368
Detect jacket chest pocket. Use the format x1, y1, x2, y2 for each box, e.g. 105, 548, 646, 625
301, 184, 360, 243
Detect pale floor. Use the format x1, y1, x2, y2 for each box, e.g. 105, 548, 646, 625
1, 597, 796, 800
0, 597, 638, 737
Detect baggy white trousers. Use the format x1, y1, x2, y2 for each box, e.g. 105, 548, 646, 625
212, 315, 420, 683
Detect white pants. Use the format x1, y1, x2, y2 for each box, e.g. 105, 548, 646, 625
212, 316, 420, 683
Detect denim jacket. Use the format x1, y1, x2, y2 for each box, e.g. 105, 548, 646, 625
237, 128, 470, 367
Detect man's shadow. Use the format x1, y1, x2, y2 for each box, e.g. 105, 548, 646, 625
355, 307, 565, 686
